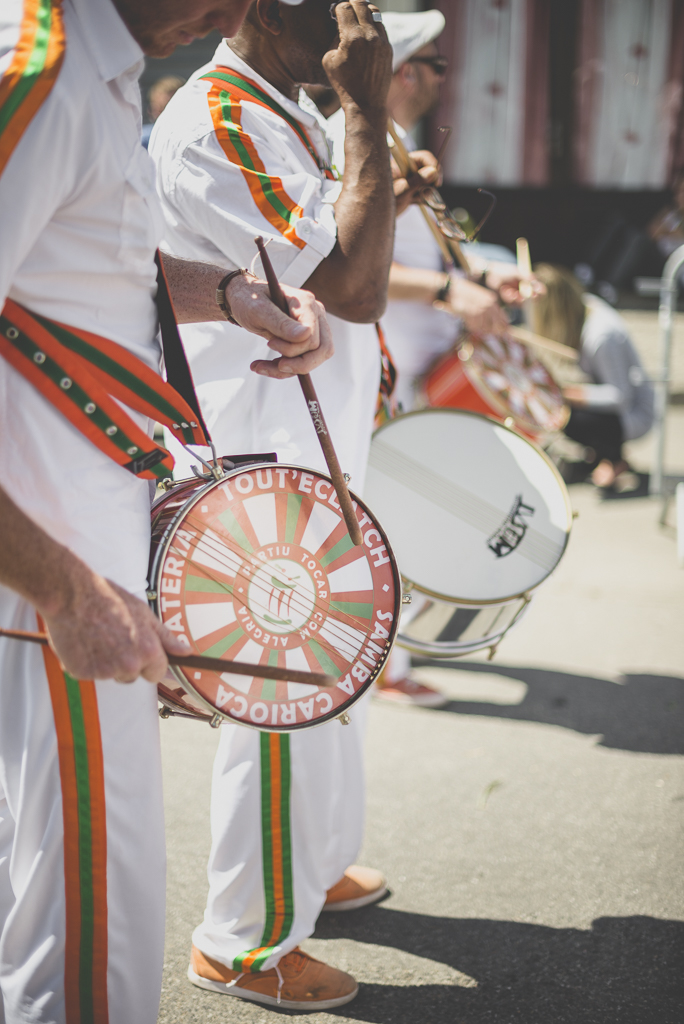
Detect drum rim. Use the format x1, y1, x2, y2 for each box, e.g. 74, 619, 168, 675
459, 333, 569, 435
149, 462, 402, 731
395, 593, 531, 657
370, 408, 573, 607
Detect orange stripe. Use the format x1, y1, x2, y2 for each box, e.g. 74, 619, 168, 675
40, 628, 82, 1024
79, 680, 109, 1024
0, 0, 40, 109
264, 732, 285, 946
0, 2, 65, 176
206, 85, 306, 250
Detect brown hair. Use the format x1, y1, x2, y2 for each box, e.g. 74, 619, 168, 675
531, 264, 586, 351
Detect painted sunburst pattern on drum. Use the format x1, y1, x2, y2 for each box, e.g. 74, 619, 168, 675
155, 465, 398, 730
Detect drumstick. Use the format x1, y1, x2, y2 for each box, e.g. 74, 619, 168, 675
387, 121, 471, 274
516, 237, 534, 300
254, 235, 363, 547
508, 325, 579, 362
0, 627, 335, 687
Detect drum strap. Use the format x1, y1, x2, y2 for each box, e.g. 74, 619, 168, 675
0, 298, 209, 480
375, 323, 398, 427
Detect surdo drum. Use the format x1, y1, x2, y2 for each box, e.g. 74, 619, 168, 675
364, 409, 572, 658
149, 462, 400, 730
422, 332, 569, 439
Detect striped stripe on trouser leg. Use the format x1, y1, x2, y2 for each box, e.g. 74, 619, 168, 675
41, 638, 109, 1024
233, 733, 293, 972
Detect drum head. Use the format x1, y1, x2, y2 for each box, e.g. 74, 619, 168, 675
150, 465, 400, 730
464, 332, 568, 435
365, 409, 572, 604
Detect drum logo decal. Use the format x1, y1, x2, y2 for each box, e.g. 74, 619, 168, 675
488, 495, 535, 558
247, 558, 317, 634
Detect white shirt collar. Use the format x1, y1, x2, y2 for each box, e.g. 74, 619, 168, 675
69, 0, 144, 82
211, 40, 319, 130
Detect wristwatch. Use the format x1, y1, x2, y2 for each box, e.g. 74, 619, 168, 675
216, 268, 250, 325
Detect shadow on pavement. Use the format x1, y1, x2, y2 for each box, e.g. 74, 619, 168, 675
411, 660, 684, 755
315, 906, 684, 1024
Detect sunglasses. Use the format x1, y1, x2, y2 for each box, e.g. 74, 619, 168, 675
408, 55, 449, 76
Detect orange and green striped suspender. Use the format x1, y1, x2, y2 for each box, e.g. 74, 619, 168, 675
0, 299, 208, 480
0, 0, 66, 178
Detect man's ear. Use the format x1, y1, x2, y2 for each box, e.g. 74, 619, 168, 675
255, 0, 284, 35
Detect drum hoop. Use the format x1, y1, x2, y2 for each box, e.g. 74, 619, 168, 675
372, 408, 574, 606
149, 462, 402, 731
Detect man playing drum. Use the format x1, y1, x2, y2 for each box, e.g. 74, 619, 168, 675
323, 10, 538, 705
149, 0, 436, 1009
0, 0, 331, 1020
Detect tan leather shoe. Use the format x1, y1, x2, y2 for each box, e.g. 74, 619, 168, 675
188, 944, 358, 1010
323, 865, 388, 912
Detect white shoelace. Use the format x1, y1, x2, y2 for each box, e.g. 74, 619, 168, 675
224, 972, 245, 990
275, 963, 285, 1005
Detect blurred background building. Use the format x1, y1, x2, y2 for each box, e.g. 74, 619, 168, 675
140, 0, 684, 290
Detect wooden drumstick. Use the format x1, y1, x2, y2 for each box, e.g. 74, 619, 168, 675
254, 236, 363, 547
0, 627, 335, 686
387, 121, 471, 274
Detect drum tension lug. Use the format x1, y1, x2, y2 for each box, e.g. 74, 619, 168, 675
146, 590, 157, 602
343, 473, 351, 483
487, 644, 498, 661
159, 705, 172, 719
338, 711, 351, 725
209, 713, 223, 729
402, 592, 412, 605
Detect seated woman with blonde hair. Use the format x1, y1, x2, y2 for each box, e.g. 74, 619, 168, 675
533, 264, 654, 489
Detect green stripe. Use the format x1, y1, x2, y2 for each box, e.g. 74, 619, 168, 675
201, 626, 244, 658
185, 575, 233, 594
30, 310, 197, 446
217, 508, 253, 554
308, 638, 341, 680
203, 70, 325, 171
260, 650, 279, 700
330, 600, 373, 618
0, 315, 171, 479
285, 493, 302, 544
257, 734, 275, 958
219, 91, 302, 229
64, 673, 96, 1023
0, 0, 53, 137
319, 532, 355, 568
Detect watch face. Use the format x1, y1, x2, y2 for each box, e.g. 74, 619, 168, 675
154, 465, 399, 730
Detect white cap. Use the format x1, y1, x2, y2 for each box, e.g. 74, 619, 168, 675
382, 10, 446, 72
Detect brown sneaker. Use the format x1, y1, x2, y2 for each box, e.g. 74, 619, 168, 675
188, 944, 358, 1010
374, 676, 448, 708
323, 865, 388, 912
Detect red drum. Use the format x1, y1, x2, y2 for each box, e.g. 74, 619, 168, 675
148, 462, 400, 731
422, 332, 568, 439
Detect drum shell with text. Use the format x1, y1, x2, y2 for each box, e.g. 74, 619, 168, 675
148, 463, 401, 730
364, 409, 572, 658
422, 332, 569, 440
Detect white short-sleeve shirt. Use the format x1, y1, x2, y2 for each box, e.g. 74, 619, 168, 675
150, 43, 380, 492
0, 0, 163, 368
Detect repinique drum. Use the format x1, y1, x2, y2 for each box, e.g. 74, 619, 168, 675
422, 332, 568, 439
364, 409, 572, 658
148, 461, 400, 730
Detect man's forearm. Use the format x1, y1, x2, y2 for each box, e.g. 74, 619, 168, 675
0, 486, 81, 617
305, 108, 394, 323
389, 262, 446, 303
160, 254, 229, 324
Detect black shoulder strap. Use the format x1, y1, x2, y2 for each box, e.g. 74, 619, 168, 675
154, 251, 211, 442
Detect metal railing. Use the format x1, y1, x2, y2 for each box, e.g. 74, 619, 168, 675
650, 243, 684, 497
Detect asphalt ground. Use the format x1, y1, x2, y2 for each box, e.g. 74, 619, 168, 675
157, 312, 684, 1023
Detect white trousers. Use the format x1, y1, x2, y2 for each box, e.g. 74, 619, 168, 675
0, 363, 166, 1023
193, 696, 368, 972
